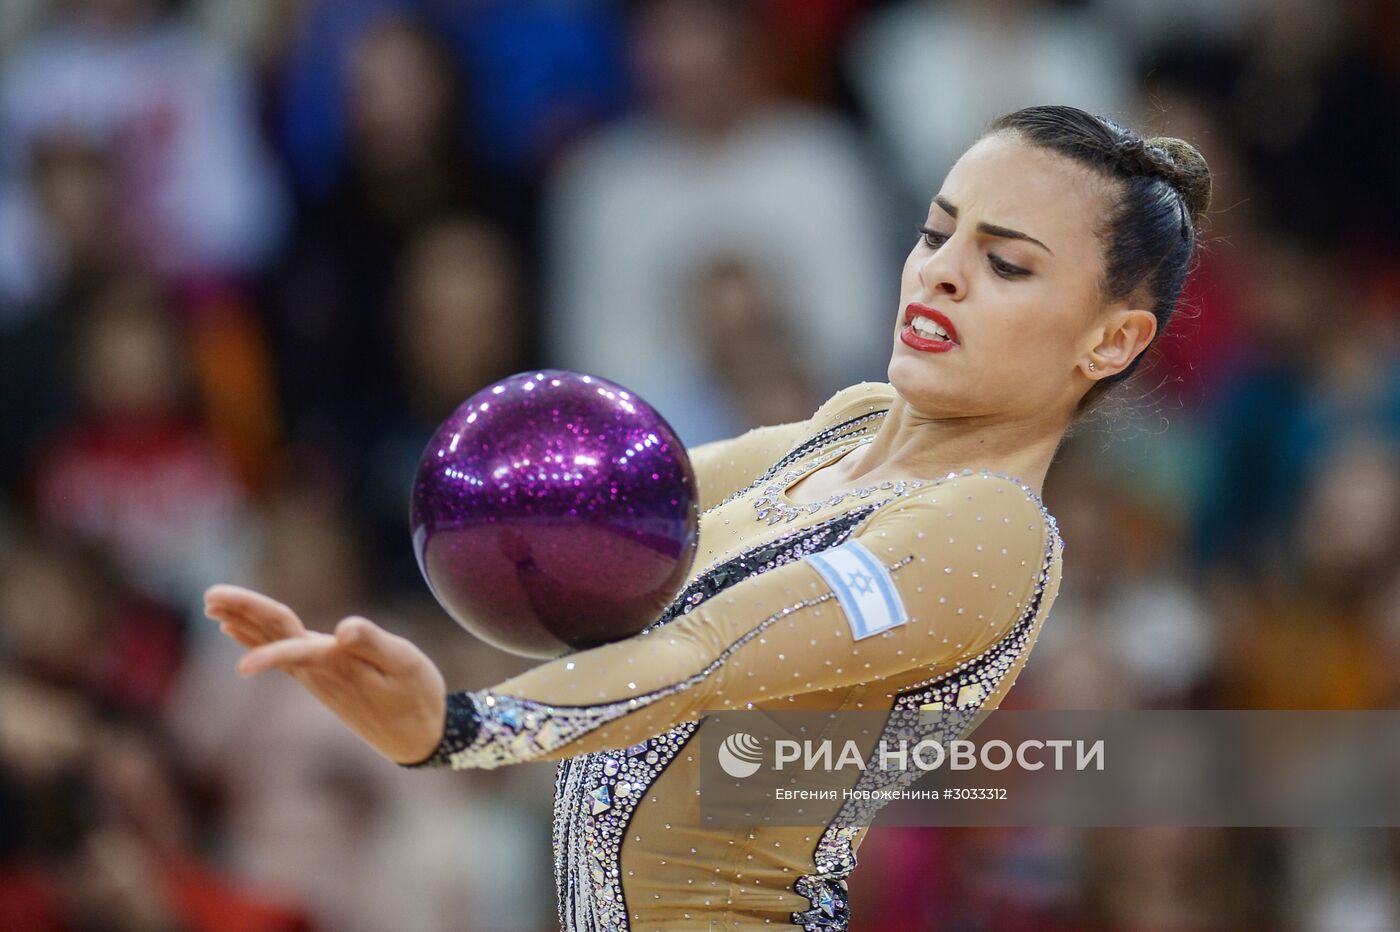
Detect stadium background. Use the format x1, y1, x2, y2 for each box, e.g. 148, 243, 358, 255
1, 0, 1398, 928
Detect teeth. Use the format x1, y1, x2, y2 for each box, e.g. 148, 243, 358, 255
911, 317, 951, 341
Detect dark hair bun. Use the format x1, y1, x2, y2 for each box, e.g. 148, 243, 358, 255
1145, 136, 1212, 228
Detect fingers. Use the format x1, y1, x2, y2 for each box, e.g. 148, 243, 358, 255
219, 621, 262, 649
207, 604, 279, 648
204, 585, 305, 639
204, 587, 420, 681
334, 617, 418, 674
237, 633, 338, 677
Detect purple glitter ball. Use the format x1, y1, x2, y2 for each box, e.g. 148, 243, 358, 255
410, 370, 700, 658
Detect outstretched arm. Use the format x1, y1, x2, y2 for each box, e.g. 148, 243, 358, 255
208, 473, 1052, 771
403, 472, 1053, 769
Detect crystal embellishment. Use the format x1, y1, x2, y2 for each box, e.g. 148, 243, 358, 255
551, 506, 886, 931
425, 399, 1064, 932
751, 434, 942, 525
791, 488, 1062, 932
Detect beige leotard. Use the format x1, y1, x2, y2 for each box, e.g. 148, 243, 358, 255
412, 381, 1065, 931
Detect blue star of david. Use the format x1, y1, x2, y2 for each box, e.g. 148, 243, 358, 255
845, 569, 874, 595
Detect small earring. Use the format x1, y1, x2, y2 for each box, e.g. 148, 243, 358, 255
1087, 361, 1098, 371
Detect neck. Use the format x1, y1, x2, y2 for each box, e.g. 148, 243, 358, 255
837, 393, 1068, 499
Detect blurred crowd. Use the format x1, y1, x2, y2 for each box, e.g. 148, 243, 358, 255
0, 0, 1397, 929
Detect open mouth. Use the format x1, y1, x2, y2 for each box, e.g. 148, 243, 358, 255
902, 304, 958, 351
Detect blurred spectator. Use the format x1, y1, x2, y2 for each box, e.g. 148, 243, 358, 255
1213, 441, 1400, 711
360, 216, 530, 591
852, 826, 1083, 931
392, 219, 527, 423
0, 135, 130, 489
1193, 229, 1400, 582
0, 128, 280, 493
751, 0, 873, 104
0, 134, 128, 325
1191, 235, 1342, 580
1091, 0, 1254, 58
846, 0, 1133, 215
1148, 0, 1400, 250
1232, 1, 1400, 249
545, 0, 892, 445
0, 0, 287, 310
1083, 827, 1276, 929
274, 0, 627, 194
0, 1, 1396, 927
26, 274, 253, 607
688, 256, 820, 430
439, 0, 629, 178
0, 531, 182, 716
166, 476, 407, 928
0, 695, 311, 932
1023, 452, 1217, 710
264, 15, 522, 530
335, 14, 495, 228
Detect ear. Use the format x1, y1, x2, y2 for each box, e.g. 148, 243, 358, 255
1082, 307, 1157, 380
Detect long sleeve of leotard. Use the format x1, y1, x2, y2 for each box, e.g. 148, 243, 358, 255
684, 381, 892, 513
409, 470, 1054, 770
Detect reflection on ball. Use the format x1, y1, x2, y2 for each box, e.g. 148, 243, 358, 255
410, 370, 699, 658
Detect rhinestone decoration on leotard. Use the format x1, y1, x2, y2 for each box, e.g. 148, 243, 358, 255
743, 406, 1052, 529
435, 502, 878, 773
553, 504, 887, 931
755, 436, 909, 525
437, 563, 849, 771
673, 504, 882, 616
418, 495, 886, 928
791, 493, 1062, 932
424, 400, 1063, 931
704, 410, 887, 517
553, 468, 1059, 932
551, 430, 1059, 931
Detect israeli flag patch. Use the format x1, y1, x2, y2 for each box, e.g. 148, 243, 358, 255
803, 540, 908, 640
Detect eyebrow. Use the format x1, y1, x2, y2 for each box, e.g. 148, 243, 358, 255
933, 196, 1053, 255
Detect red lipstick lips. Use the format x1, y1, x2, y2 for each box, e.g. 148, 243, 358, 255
901, 303, 959, 353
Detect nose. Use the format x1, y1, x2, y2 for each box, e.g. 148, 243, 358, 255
918, 244, 967, 301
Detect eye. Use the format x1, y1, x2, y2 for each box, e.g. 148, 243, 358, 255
989, 254, 1030, 279
918, 226, 948, 249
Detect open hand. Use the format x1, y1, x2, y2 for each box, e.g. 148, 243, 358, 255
204, 584, 447, 765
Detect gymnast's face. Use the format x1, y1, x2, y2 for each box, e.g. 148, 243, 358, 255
888, 132, 1154, 423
